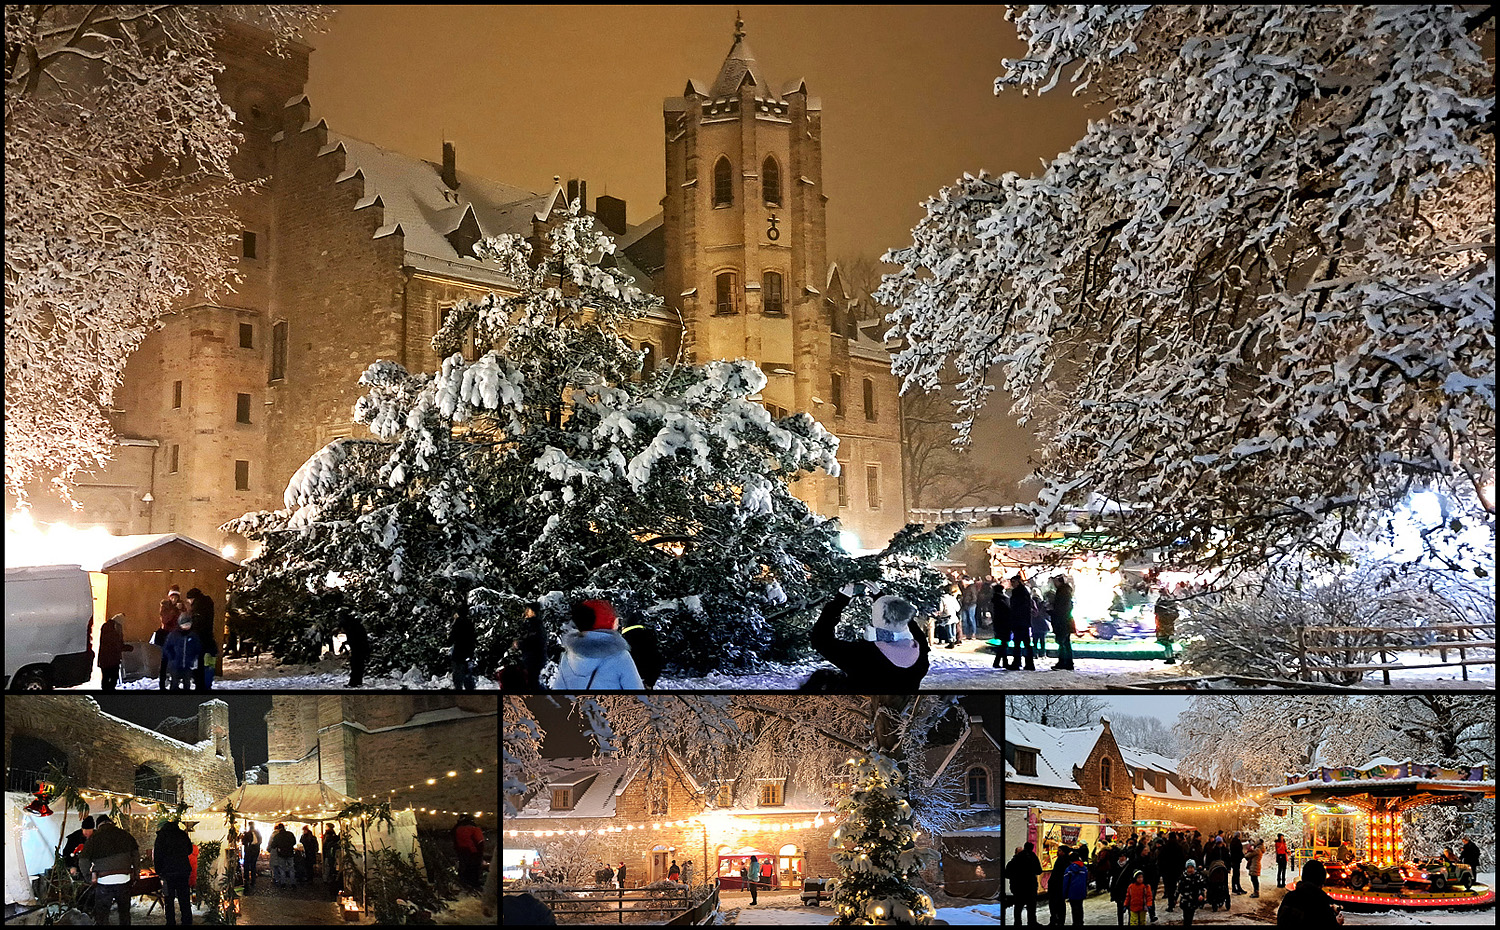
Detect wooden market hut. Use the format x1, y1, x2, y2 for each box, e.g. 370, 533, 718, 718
86, 534, 240, 647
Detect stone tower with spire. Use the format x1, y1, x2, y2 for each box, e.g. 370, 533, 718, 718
658, 14, 907, 549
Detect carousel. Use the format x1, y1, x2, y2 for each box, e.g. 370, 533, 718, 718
1267, 757, 1495, 910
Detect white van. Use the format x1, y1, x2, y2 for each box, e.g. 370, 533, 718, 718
4, 564, 96, 690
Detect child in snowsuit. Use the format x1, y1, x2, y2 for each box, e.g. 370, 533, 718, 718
1177, 860, 1207, 927
1125, 870, 1152, 926
1062, 855, 1091, 928
161, 615, 203, 691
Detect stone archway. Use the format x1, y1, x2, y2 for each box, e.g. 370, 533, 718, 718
6, 733, 74, 793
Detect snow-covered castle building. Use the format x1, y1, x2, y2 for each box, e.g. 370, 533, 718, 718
29, 17, 906, 555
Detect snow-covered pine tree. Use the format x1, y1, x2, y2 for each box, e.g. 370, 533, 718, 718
878, 6, 1495, 577
829, 750, 938, 925
226, 208, 962, 679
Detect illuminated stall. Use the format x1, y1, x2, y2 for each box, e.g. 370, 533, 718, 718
1268, 757, 1495, 910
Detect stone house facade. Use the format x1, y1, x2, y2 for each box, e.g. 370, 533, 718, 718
1003, 717, 1136, 829
263, 695, 497, 829
25, 18, 907, 555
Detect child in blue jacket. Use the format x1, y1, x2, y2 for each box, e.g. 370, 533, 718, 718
162, 616, 204, 691
1062, 856, 1092, 927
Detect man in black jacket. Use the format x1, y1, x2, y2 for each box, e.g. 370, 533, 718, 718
805, 584, 929, 692
448, 592, 478, 691
1004, 842, 1043, 927
1046, 845, 1073, 927
79, 814, 139, 926
154, 819, 195, 926
998, 575, 1036, 670
1230, 832, 1246, 894
618, 616, 663, 689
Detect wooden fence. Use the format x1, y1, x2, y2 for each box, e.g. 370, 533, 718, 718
1296, 621, 1496, 685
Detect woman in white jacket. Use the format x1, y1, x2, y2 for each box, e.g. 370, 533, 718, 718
550, 599, 646, 690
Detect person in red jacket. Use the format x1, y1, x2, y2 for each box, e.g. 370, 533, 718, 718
98, 614, 135, 691
453, 814, 485, 890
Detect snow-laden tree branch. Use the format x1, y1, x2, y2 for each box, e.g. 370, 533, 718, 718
878, 5, 1496, 574
226, 210, 962, 679
4, 5, 325, 503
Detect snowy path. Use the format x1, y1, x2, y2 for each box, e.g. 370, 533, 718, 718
722, 900, 1002, 925
656, 636, 1495, 691
63, 653, 498, 691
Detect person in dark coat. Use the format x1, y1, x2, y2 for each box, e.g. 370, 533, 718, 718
162, 615, 204, 692
322, 825, 341, 897
154, 819, 195, 926
1177, 860, 1207, 927
298, 826, 319, 883
1109, 850, 1136, 926
805, 584, 929, 692
79, 815, 139, 926
241, 826, 261, 893
1046, 846, 1072, 927
448, 593, 478, 691
506, 603, 548, 692
98, 613, 135, 691
743, 857, 756, 904
1062, 854, 1090, 928
618, 617, 664, 689
1277, 860, 1344, 927
1048, 576, 1075, 671
503, 891, 557, 924
269, 823, 297, 887
185, 589, 217, 690
1154, 586, 1180, 663
336, 597, 371, 688
1229, 832, 1246, 894
1003, 842, 1043, 927
1160, 833, 1185, 911
997, 574, 1036, 670
1460, 835, 1481, 874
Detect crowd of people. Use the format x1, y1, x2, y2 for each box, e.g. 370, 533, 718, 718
1005, 829, 1280, 927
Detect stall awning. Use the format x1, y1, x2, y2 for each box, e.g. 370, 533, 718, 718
193, 782, 356, 823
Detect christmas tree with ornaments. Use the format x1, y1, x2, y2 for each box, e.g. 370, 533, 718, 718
828, 751, 938, 925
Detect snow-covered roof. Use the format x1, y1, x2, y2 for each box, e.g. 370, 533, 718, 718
512, 757, 626, 819
8, 533, 239, 572
928, 719, 1004, 784
321, 132, 551, 268
1268, 776, 1496, 798
616, 212, 663, 252
332, 704, 496, 735
1004, 717, 1107, 791
1004, 800, 1102, 816
1118, 746, 1214, 803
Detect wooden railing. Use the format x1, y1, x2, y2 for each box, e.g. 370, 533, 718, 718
519, 883, 709, 924
1296, 621, 1496, 685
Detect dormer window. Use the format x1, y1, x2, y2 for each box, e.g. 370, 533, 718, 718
717, 783, 734, 807
758, 779, 785, 807
1015, 748, 1038, 777
551, 788, 574, 811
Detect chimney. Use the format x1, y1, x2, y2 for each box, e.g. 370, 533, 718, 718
567, 179, 579, 204
441, 141, 459, 190
566, 178, 589, 212
596, 195, 627, 236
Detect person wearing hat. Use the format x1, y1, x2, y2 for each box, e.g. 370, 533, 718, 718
1002, 841, 1043, 926
63, 815, 98, 911
1177, 859, 1206, 927
804, 582, 930, 692
1278, 859, 1344, 927
78, 814, 138, 925
98, 613, 135, 691
551, 599, 645, 689
154, 817, 195, 926
185, 588, 218, 691
161, 611, 204, 692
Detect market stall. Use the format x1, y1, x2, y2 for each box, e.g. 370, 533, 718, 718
1003, 799, 1120, 891
1268, 757, 1495, 910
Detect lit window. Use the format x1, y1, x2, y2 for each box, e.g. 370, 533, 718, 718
759, 781, 784, 807
717, 784, 733, 807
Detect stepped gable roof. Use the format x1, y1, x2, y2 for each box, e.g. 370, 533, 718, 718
324, 131, 554, 264
1005, 717, 1109, 791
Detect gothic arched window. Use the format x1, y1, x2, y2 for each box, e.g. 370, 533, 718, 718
966, 766, 990, 806
714, 156, 734, 207
762, 155, 782, 206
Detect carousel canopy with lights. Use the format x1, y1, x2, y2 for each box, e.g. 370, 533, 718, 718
194, 782, 357, 823
1267, 757, 1495, 810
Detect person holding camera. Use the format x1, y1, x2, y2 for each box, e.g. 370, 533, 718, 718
804, 582, 929, 691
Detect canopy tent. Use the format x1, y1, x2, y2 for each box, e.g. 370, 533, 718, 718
192, 782, 356, 823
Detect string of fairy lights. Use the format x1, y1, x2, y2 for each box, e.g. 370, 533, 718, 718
14, 760, 496, 821
1135, 788, 1271, 811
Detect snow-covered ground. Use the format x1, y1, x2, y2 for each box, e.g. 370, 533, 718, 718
717, 890, 1002, 925
656, 636, 1494, 691
62, 653, 498, 691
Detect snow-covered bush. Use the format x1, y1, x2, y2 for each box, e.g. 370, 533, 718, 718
226, 208, 961, 678
1180, 558, 1494, 684
878, 5, 1495, 576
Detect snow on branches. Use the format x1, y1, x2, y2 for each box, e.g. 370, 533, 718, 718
829, 751, 939, 925
4, 5, 325, 503
878, 5, 1496, 574
227, 209, 953, 678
